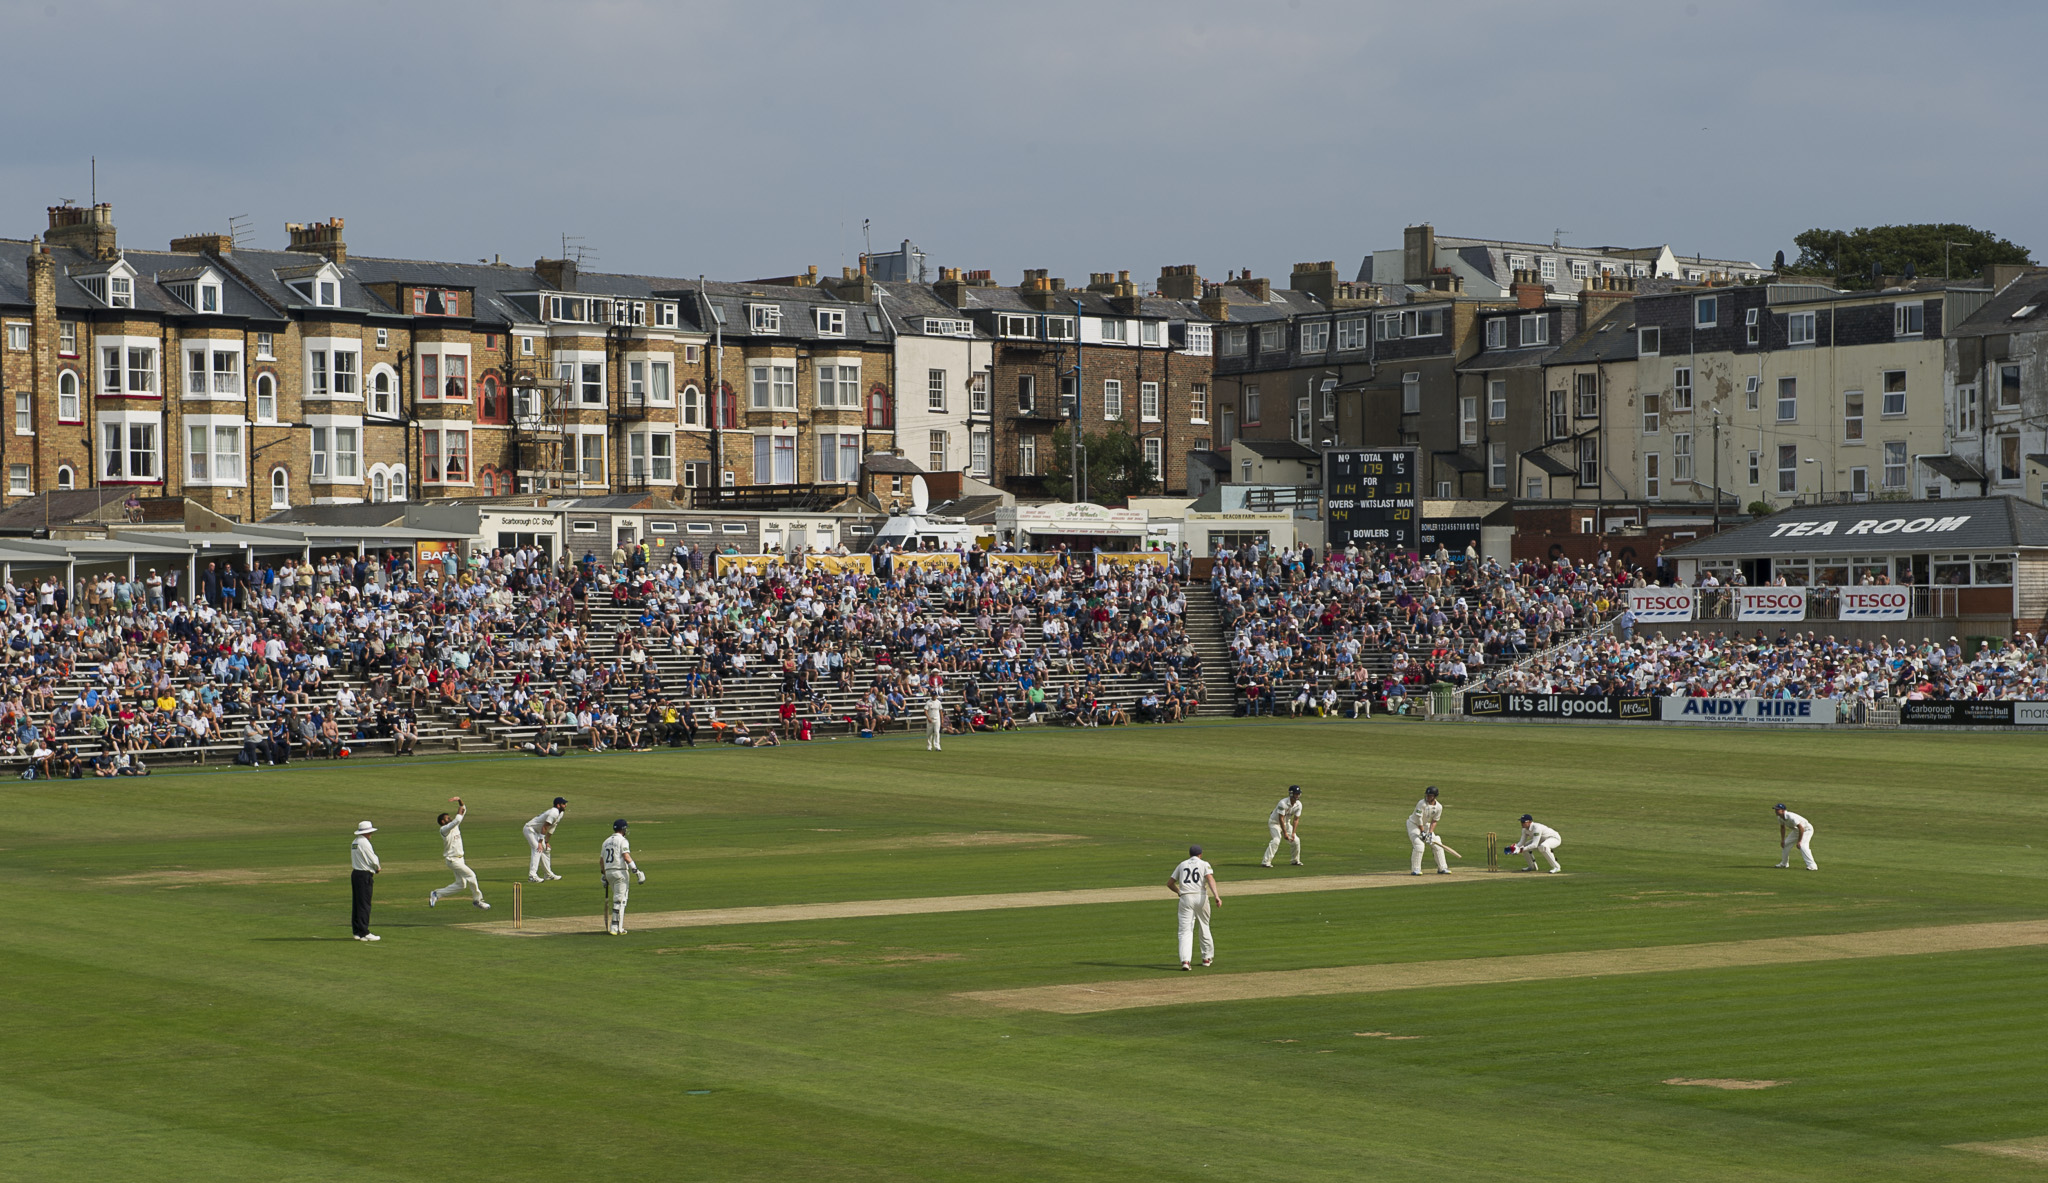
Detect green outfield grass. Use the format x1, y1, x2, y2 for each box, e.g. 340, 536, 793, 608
6, 720, 2048, 1181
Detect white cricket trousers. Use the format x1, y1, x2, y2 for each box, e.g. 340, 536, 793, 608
436, 857, 484, 902
926, 716, 942, 751
1409, 826, 1448, 874
1176, 893, 1214, 965
1778, 827, 1817, 870
605, 869, 632, 931
1521, 836, 1561, 872
525, 828, 553, 878
1263, 822, 1300, 866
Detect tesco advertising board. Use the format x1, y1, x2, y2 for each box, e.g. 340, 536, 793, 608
1629, 587, 1696, 622
1839, 586, 1911, 620
1736, 587, 1807, 621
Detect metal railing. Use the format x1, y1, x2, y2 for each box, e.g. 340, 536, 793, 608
1690, 586, 1965, 621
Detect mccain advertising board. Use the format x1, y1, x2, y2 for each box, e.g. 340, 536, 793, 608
1464, 692, 1655, 721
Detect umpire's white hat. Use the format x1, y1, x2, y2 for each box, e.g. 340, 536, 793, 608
354, 820, 377, 835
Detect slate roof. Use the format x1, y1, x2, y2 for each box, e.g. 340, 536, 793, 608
1947, 271, 2048, 338
1456, 344, 1554, 373
1235, 438, 1320, 461
873, 281, 989, 337
1664, 496, 2048, 559
1543, 302, 1640, 366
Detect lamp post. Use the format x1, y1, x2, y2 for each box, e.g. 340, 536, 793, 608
1804, 456, 1826, 505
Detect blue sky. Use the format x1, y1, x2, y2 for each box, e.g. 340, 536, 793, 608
5, 0, 2037, 286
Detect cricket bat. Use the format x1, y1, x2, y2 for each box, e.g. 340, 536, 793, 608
1430, 837, 1463, 860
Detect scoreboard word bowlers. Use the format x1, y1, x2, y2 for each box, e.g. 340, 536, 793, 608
1325, 448, 1419, 554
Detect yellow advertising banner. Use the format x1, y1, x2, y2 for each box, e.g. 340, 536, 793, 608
715, 553, 787, 576
988, 553, 1061, 571
804, 554, 875, 576
892, 552, 964, 574
1096, 553, 1173, 570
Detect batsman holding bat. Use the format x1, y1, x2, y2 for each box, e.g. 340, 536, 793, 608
1407, 785, 1450, 875
524, 796, 567, 883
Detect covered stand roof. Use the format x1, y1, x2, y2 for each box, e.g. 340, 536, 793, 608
1664, 497, 2048, 560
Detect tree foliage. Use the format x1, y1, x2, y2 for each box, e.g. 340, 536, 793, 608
1787, 224, 2031, 289
1042, 425, 1157, 505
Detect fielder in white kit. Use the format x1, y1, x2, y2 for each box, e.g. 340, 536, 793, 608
600, 818, 646, 935
524, 796, 567, 882
1168, 844, 1221, 970
1407, 785, 1448, 875
1506, 812, 1562, 873
428, 797, 491, 908
1774, 803, 1817, 870
925, 692, 944, 751
1262, 785, 1304, 867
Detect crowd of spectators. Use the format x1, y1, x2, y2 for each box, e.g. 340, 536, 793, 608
1488, 627, 2048, 704
1212, 540, 1643, 714
0, 538, 1203, 775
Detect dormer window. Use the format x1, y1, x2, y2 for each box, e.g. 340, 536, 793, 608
652, 302, 677, 328
109, 277, 132, 308
413, 289, 461, 316
749, 303, 783, 332
816, 308, 845, 336
201, 284, 219, 312
319, 281, 338, 307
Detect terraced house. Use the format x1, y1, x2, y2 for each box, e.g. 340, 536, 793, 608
1627, 278, 1986, 511
938, 267, 1214, 497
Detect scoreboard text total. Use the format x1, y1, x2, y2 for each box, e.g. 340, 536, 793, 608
1325, 448, 1419, 551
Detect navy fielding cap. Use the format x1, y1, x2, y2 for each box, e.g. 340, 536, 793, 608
1424, 786, 1439, 797
1774, 803, 1788, 811
1189, 844, 1203, 856
554, 796, 569, 806
1520, 814, 1533, 823
1288, 785, 1302, 795
614, 818, 630, 832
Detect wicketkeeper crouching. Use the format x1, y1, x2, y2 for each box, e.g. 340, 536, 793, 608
1505, 813, 1561, 873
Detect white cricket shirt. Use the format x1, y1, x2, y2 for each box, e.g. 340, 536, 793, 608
440, 812, 466, 860
1409, 798, 1442, 831
1519, 821, 1559, 847
526, 806, 563, 834
601, 832, 632, 872
1269, 797, 1303, 826
1779, 810, 1812, 835
1171, 856, 1213, 896
350, 835, 380, 873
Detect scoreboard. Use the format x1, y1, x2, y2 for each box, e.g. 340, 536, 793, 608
1324, 448, 1419, 554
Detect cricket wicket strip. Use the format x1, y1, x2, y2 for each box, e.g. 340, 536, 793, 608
1486, 832, 1498, 872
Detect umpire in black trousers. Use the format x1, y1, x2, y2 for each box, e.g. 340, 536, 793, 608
350, 820, 382, 941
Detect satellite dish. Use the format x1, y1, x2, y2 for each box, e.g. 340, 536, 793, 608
911, 475, 930, 514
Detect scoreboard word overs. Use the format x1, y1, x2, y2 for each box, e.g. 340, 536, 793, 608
1324, 448, 1419, 554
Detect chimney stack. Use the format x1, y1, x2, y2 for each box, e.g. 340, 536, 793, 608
47, 203, 118, 261
1290, 260, 1340, 305
170, 232, 233, 255
1230, 271, 1272, 302
535, 257, 578, 291
935, 266, 968, 308
1403, 223, 1436, 284
285, 217, 347, 266
1157, 264, 1202, 300
1510, 268, 1548, 309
